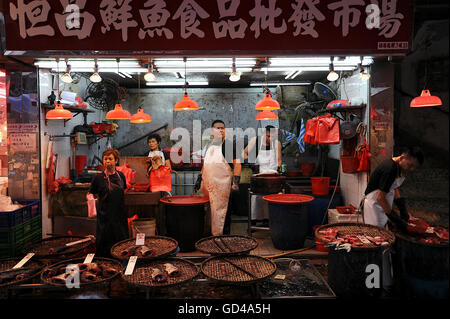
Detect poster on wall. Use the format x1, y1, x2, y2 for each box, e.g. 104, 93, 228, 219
9, 132, 37, 152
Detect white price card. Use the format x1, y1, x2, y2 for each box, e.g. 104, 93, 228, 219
274, 274, 286, 280
136, 233, 145, 246
124, 256, 138, 275
65, 237, 91, 247
13, 253, 35, 269
83, 254, 95, 264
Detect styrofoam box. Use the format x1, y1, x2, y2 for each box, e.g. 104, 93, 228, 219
328, 209, 364, 224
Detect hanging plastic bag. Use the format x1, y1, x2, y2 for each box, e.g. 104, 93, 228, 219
116, 163, 136, 189
87, 193, 97, 218
149, 165, 172, 192
304, 117, 319, 145
316, 114, 340, 144
356, 138, 371, 172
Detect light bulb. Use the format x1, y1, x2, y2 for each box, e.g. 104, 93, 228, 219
144, 71, 156, 82
229, 71, 241, 82
327, 71, 339, 82
61, 72, 73, 83
90, 72, 102, 83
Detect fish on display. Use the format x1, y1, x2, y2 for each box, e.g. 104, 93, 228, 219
151, 267, 168, 283
140, 246, 155, 257
163, 263, 180, 277
80, 271, 97, 283
0, 267, 37, 285
120, 246, 138, 258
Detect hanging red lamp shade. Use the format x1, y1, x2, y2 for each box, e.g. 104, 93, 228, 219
130, 108, 152, 123
410, 90, 442, 107
174, 93, 199, 111
105, 104, 131, 120
255, 93, 280, 111
256, 110, 277, 120
46, 102, 73, 120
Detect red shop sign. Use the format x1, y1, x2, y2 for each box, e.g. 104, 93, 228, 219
2, 0, 413, 55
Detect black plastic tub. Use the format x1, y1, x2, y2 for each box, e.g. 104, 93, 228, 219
160, 196, 209, 252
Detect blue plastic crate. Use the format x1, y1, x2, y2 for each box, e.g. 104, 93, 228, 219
0, 200, 41, 228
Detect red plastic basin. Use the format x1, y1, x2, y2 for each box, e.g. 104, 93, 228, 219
160, 195, 209, 206
262, 194, 314, 205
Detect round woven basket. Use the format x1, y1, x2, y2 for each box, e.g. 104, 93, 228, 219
110, 236, 178, 261
22, 236, 94, 259
201, 255, 277, 285
314, 222, 395, 250
40, 257, 123, 288
195, 235, 258, 256
121, 257, 199, 289
0, 257, 45, 288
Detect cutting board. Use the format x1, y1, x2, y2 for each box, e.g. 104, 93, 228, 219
121, 156, 149, 183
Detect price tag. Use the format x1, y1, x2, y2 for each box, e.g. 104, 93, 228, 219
13, 253, 35, 269
274, 274, 286, 280
83, 253, 95, 264
124, 256, 138, 275
136, 233, 145, 246
65, 237, 92, 247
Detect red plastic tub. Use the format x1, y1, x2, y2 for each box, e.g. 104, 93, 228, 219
313, 225, 328, 252
262, 194, 314, 205
160, 195, 209, 206
310, 177, 330, 196
301, 162, 315, 177
341, 155, 359, 174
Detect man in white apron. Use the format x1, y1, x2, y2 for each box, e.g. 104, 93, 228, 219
243, 126, 282, 225
194, 120, 242, 236
362, 146, 424, 293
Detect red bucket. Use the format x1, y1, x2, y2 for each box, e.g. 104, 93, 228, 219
310, 177, 330, 196
340, 155, 359, 174
75, 155, 87, 174
313, 225, 328, 252
300, 162, 315, 177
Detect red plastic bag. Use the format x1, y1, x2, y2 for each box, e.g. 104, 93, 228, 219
316, 114, 340, 144
304, 117, 319, 145
87, 194, 97, 218
357, 138, 371, 172
116, 163, 136, 189
149, 165, 172, 192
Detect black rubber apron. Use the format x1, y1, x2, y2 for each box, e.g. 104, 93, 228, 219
96, 171, 128, 257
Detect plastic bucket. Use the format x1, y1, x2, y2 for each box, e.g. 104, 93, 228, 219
130, 218, 156, 238
161, 196, 209, 252
313, 225, 328, 252
310, 177, 330, 196
263, 194, 314, 250
301, 162, 315, 177
75, 155, 87, 174
340, 155, 359, 174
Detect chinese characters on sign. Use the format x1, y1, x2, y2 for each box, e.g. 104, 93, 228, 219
6, 0, 411, 52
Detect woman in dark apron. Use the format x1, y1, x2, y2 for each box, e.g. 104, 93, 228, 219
87, 148, 128, 257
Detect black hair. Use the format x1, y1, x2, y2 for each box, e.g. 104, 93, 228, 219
211, 119, 225, 127
147, 133, 162, 144
265, 125, 276, 132
402, 146, 424, 165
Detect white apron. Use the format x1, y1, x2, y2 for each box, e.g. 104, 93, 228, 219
200, 143, 233, 236
148, 150, 166, 165
251, 138, 278, 220
363, 176, 405, 228
363, 174, 405, 290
